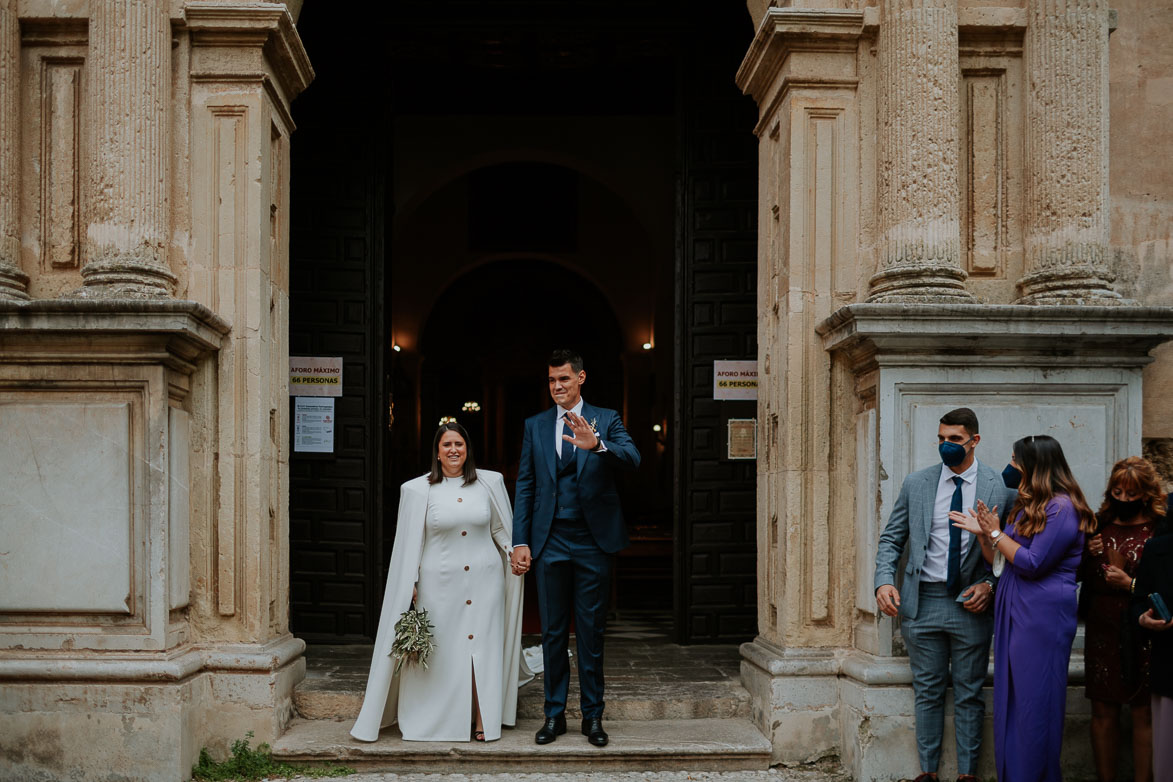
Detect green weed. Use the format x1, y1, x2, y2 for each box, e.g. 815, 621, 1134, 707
191, 731, 354, 781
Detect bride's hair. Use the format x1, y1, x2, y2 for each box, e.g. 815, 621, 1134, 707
428, 421, 478, 485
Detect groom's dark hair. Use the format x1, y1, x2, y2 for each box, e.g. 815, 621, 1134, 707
548, 349, 584, 374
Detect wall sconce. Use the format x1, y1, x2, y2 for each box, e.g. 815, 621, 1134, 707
652, 424, 662, 432
438, 416, 457, 425
462, 401, 481, 413
392, 344, 402, 352
642, 342, 653, 350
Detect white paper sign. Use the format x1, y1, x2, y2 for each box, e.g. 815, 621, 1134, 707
714, 360, 758, 400
289, 356, 343, 397
294, 397, 335, 453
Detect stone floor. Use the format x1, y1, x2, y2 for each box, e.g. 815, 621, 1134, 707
296, 611, 750, 722
287, 765, 853, 782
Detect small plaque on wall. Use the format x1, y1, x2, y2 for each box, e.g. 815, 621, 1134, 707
727, 418, 757, 460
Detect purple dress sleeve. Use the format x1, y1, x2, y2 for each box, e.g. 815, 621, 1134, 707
1009, 496, 1082, 580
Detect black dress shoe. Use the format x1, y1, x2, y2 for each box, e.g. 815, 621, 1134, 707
535, 715, 567, 744
581, 716, 608, 747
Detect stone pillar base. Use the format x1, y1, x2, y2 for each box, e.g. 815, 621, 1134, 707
739, 639, 842, 765
0, 636, 305, 782
742, 641, 1106, 781
0, 262, 28, 300
77, 257, 177, 299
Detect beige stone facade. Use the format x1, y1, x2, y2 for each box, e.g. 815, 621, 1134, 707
738, 1, 1173, 778
0, 2, 309, 779
0, 0, 1172, 780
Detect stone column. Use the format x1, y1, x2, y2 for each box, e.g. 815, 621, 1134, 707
0, 0, 27, 300
79, 0, 175, 298
868, 0, 974, 303
1016, 0, 1120, 304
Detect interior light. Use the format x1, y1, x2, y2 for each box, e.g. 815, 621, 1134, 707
392, 344, 402, 352
642, 342, 653, 350
438, 416, 457, 425
462, 401, 482, 413
652, 424, 662, 432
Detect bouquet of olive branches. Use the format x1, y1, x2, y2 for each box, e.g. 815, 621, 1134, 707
390, 606, 435, 676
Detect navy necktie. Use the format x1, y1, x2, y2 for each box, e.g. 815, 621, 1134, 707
558, 418, 575, 471
947, 476, 963, 595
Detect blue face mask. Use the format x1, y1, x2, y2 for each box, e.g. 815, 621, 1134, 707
1001, 464, 1021, 489
939, 439, 971, 468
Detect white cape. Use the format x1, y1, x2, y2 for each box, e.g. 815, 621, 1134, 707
350, 470, 532, 742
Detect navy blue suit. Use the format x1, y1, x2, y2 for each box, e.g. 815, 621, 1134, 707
513, 401, 640, 720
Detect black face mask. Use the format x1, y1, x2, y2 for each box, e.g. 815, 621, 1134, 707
1109, 496, 1145, 519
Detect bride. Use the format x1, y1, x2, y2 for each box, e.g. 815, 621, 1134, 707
350, 422, 529, 742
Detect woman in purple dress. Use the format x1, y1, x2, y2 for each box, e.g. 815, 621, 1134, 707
951, 434, 1096, 782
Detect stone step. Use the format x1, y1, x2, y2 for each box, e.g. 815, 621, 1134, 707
293, 673, 752, 723
294, 642, 750, 722
271, 716, 773, 774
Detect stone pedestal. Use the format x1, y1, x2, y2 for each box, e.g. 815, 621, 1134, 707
0, 301, 307, 780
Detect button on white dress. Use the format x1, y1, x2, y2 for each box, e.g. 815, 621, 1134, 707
398, 476, 509, 740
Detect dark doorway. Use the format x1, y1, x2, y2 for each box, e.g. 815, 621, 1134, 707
417, 259, 625, 479
288, 1, 758, 644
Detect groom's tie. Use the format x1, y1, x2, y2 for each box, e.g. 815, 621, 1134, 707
946, 476, 963, 595
558, 417, 575, 472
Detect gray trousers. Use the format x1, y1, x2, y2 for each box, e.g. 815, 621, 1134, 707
899, 581, 993, 776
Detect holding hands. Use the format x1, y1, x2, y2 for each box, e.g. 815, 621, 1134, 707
510, 546, 531, 576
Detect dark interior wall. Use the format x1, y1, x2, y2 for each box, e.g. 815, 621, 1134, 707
675, 15, 760, 642
288, 1, 757, 643
286, 13, 390, 640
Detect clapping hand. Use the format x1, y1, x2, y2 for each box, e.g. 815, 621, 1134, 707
950, 500, 1000, 537
561, 411, 600, 451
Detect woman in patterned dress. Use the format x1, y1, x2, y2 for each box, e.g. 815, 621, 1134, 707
1080, 456, 1166, 782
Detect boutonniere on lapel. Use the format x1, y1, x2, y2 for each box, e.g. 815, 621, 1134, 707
589, 417, 598, 434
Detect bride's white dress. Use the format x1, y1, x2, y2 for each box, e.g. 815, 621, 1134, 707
350, 470, 528, 743
398, 476, 508, 740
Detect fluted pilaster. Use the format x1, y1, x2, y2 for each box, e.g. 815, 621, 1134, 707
79, 0, 175, 298
868, 0, 973, 303
0, 0, 27, 300
1017, 0, 1121, 304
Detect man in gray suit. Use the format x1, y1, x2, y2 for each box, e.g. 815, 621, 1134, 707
874, 407, 1016, 782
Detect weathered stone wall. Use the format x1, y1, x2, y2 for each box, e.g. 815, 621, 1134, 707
1109, 0, 1173, 440
739, 1, 1173, 778
0, 2, 312, 779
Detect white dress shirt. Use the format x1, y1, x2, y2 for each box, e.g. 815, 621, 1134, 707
921, 459, 979, 583
555, 398, 585, 459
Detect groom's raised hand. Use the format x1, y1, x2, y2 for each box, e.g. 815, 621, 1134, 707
561, 411, 600, 451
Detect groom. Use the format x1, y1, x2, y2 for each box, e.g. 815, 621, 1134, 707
510, 349, 640, 747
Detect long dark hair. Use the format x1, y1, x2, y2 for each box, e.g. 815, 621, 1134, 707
428, 422, 477, 485
1010, 435, 1096, 537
